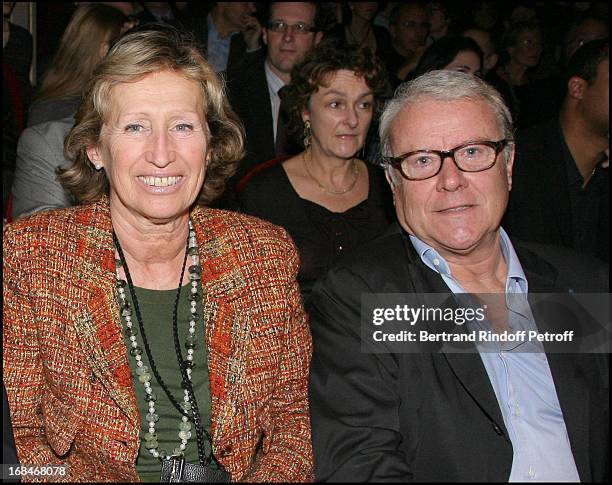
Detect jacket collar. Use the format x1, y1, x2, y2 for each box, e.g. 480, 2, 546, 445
71, 199, 141, 427
397, 225, 576, 452
189, 206, 250, 447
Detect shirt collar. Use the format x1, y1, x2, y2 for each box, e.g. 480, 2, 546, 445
208, 14, 221, 41
409, 227, 529, 293
265, 61, 286, 95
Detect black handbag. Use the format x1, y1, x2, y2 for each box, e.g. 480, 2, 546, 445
159, 456, 231, 482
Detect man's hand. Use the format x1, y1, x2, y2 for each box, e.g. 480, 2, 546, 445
242, 15, 262, 51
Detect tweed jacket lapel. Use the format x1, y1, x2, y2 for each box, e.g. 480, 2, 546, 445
189, 206, 250, 452
72, 199, 140, 427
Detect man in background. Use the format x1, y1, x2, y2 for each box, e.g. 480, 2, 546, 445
227, 2, 324, 184
505, 39, 609, 262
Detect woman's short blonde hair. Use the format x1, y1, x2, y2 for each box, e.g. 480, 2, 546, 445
59, 24, 245, 205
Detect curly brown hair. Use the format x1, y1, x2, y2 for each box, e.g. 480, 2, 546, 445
286, 38, 390, 145
59, 24, 244, 205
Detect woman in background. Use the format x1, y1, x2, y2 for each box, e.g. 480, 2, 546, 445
410, 35, 484, 79
239, 39, 394, 304
28, 4, 129, 126
485, 21, 551, 127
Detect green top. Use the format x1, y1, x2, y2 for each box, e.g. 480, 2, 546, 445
120, 284, 213, 482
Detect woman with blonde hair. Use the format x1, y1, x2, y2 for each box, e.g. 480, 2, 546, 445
4, 24, 313, 482
28, 3, 129, 127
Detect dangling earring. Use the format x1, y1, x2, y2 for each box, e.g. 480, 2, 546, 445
303, 120, 312, 149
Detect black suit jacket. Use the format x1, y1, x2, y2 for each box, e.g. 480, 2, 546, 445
504, 117, 609, 262
227, 54, 276, 182
309, 223, 609, 482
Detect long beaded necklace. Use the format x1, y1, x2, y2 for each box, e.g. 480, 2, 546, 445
114, 220, 212, 464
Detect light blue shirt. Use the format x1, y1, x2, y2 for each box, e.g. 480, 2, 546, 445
409, 228, 580, 482
206, 14, 237, 72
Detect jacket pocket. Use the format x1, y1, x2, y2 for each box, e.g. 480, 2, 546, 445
42, 389, 84, 457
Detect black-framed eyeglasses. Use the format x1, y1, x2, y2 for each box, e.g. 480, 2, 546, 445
382, 139, 509, 181
267, 20, 316, 34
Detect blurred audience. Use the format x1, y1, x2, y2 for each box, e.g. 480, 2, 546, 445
239, 39, 394, 304
327, 2, 391, 59
425, 2, 451, 44
505, 39, 609, 262
502, 2, 539, 30
462, 27, 499, 76
386, 2, 430, 84
471, 2, 500, 32
28, 4, 129, 127
3, 1, 32, 105
563, 12, 608, 66
410, 35, 483, 79
3, 1, 33, 218
486, 21, 554, 128
205, 2, 260, 73
372, 1, 394, 30
11, 116, 75, 219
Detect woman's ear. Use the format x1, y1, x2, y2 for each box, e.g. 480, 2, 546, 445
86, 146, 104, 170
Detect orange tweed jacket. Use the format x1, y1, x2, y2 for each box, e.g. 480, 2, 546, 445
3, 200, 313, 482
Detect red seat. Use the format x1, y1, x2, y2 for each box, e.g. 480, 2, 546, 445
236, 156, 290, 196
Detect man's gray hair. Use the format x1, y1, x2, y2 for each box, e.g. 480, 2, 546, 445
379, 71, 515, 161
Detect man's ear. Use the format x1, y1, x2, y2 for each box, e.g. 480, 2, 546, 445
567, 75, 586, 100
314, 31, 324, 46
485, 53, 498, 73
384, 168, 397, 194
505, 145, 515, 191
262, 28, 268, 46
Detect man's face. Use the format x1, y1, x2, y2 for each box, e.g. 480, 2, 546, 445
220, 2, 256, 31
580, 59, 609, 136
386, 98, 514, 257
390, 4, 429, 54
263, 2, 323, 80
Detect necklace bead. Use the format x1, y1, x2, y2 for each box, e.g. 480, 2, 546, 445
115, 219, 203, 462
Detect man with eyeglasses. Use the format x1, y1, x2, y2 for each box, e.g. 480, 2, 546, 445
226, 2, 323, 192
308, 71, 608, 481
